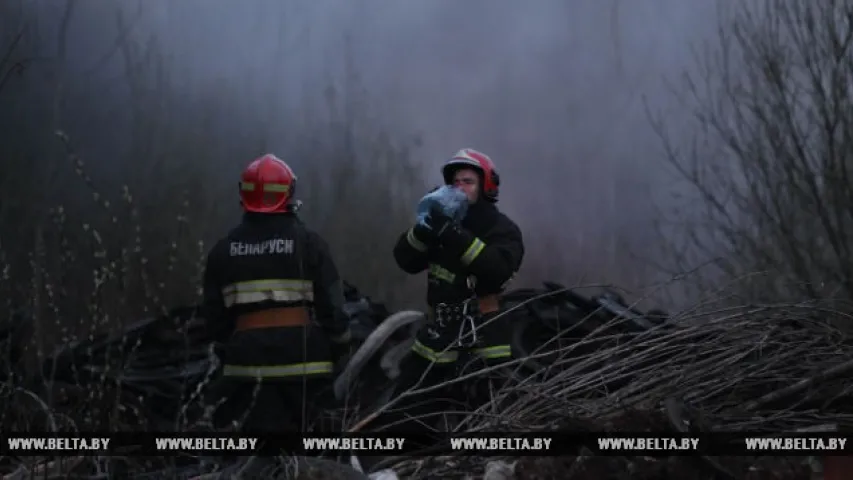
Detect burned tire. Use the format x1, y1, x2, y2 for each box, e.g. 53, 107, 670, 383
508, 284, 598, 376
510, 311, 593, 376
333, 311, 425, 402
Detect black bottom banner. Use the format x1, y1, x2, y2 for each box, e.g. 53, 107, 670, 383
3, 433, 852, 456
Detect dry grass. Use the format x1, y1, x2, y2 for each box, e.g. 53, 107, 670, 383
0, 283, 842, 479
3, 1, 853, 479
365, 286, 845, 479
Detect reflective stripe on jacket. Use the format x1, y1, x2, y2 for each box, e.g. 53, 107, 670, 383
223, 361, 334, 379
222, 279, 314, 308
202, 213, 348, 378
393, 201, 524, 359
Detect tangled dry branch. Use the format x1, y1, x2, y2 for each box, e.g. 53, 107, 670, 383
0, 285, 846, 479
377, 298, 847, 479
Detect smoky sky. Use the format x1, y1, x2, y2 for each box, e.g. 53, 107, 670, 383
15, 0, 725, 289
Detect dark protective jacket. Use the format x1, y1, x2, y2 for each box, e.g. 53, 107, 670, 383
202, 212, 349, 381
393, 201, 524, 364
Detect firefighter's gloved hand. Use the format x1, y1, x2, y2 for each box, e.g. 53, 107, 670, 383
426, 211, 466, 248
425, 210, 453, 233
411, 221, 439, 248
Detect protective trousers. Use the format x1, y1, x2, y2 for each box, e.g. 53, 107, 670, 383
382, 310, 515, 432
411, 305, 513, 363
205, 376, 334, 433
382, 353, 470, 432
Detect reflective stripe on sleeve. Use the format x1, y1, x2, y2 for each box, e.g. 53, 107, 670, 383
460, 238, 486, 265
428, 263, 456, 283
406, 228, 428, 252
221, 279, 314, 307
222, 361, 334, 378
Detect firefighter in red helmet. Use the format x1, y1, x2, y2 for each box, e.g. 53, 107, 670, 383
201, 154, 352, 433
391, 148, 525, 429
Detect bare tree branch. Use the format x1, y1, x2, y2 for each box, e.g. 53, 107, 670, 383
650, 0, 853, 306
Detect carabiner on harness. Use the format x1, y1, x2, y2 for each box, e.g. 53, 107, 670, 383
456, 298, 479, 348
433, 298, 480, 348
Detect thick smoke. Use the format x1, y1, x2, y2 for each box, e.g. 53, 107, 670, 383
4, 0, 724, 297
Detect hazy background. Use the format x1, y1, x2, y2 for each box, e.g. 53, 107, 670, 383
0, 0, 730, 339
7, 1, 853, 464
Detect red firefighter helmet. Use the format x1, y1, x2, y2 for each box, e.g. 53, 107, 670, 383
441, 148, 500, 202
239, 154, 297, 213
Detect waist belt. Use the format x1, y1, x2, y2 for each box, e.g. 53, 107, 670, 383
234, 307, 310, 332
476, 294, 500, 315
428, 294, 501, 348
427, 294, 500, 319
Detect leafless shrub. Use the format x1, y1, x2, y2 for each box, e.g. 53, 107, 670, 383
649, 0, 853, 309
0, 0, 425, 350
375, 284, 844, 478
0, 5, 426, 474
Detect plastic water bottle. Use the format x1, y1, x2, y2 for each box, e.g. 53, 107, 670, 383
416, 185, 468, 228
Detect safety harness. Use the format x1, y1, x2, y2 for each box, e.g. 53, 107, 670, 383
412, 286, 512, 363
435, 298, 481, 349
